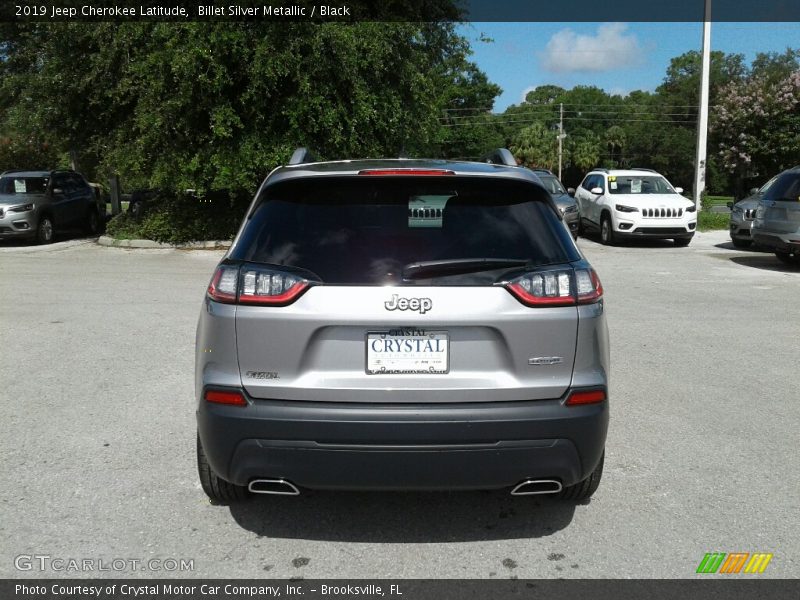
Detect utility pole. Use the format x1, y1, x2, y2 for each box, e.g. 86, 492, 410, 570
557, 102, 566, 180
693, 0, 712, 208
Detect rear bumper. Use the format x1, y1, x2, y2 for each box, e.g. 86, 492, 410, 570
196, 390, 609, 490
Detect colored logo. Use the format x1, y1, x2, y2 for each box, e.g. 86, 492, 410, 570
696, 552, 773, 574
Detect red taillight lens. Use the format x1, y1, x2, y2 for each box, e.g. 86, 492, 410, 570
505, 268, 603, 307
204, 389, 247, 407
565, 389, 606, 406
206, 264, 311, 306
358, 169, 455, 176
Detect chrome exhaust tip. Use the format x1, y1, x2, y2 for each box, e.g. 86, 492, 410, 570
510, 479, 563, 496
248, 479, 300, 495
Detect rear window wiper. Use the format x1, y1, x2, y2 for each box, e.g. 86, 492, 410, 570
402, 258, 529, 279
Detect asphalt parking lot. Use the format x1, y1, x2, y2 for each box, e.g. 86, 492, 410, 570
1, 231, 798, 579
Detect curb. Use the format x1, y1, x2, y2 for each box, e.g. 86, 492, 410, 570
97, 235, 231, 250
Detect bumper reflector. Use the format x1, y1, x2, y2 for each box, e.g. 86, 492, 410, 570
205, 390, 247, 407
565, 389, 606, 406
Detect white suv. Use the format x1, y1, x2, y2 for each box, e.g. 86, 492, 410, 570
575, 169, 697, 246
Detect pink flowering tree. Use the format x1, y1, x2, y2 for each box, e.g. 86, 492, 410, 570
712, 71, 800, 179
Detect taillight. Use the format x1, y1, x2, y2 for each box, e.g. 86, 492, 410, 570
238, 266, 309, 305
207, 265, 238, 303
358, 169, 455, 176
505, 267, 603, 307
565, 389, 606, 406
575, 268, 603, 304
204, 389, 247, 407
206, 264, 311, 306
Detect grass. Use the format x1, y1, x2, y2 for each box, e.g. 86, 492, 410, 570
106, 201, 130, 214
698, 211, 730, 231
704, 195, 734, 207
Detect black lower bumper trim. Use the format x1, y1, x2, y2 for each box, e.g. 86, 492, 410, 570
197, 395, 609, 490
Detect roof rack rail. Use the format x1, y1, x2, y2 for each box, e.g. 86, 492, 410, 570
592, 168, 610, 173
481, 148, 517, 167
629, 167, 657, 173
288, 147, 317, 165
530, 167, 555, 175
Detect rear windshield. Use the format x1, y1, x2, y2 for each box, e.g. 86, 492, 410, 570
232, 176, 579, 285
764, 173, 800, 203
0, 176, 49, 195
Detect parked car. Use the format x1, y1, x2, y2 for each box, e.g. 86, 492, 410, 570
0, 169, 103, 244
574, 168, 696, 246
531, 168, 579, 240
195, 148, 609, 502
751, 166, 800, 265
728, 176, 778, 248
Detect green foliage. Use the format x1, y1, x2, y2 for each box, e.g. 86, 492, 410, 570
105, 192, 249, 244
0, 136, 61, 172
1, 18, 496, 192
698, 211, 730, 231
510, 122, 557, 169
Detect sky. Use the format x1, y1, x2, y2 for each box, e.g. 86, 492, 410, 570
460, 22, 800, 111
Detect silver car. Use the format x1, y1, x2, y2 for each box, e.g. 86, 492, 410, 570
728, 176, 778, 248
531, 169, 580, 240
0, 170, 104, 243
195, 151, 610, 502
752, 166, 800, 265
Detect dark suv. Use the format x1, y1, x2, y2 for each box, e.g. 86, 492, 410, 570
196, 150, 610, 502
0, 170, 103, 243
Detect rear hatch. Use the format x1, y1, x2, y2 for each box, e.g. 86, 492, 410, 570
224, 173, 591, 403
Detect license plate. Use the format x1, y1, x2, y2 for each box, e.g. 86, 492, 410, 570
366, 330, 449, 375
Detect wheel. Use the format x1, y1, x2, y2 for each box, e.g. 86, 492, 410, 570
560, 451, 604, 501
600, 214, 615, 245
36, 215, 55, 244
775, 251, 800, 266
731, 238, 752, 248
197, 433, 248, 502
85, 208, 101, 235
673, 237, 692, 247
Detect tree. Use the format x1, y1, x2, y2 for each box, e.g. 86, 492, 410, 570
510, 122, 557, 169
713, 70, 800, 180
604, 125, 626, 167
0, 17, 496, 191
524, 85, 566, 106
569, 132, 601, 173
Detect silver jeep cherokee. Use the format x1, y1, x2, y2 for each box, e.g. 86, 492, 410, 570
195, 150, 610, 502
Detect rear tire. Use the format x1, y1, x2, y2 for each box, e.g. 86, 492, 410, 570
600, 214, 615, 245
775, 251, 800, 266
560, 451, 604, 501
36, 215, 55, 244
673, 237, 692, 247
197, 433, 248, 502
731, 238, 752, 249
85, 208, 100, 235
